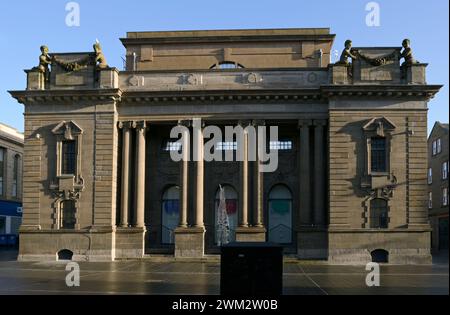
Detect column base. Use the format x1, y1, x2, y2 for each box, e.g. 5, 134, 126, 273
174, 226, 205, 258
115, 227, 146, 259
235, 226, 267, 242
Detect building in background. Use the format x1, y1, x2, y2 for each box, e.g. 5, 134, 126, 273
0, 123, 23, 246
428, 122, 449, 253
10, 28, 442, 263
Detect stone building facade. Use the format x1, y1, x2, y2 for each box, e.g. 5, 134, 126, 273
10, 28, 442, 263
428, 122, 449, 253
0, 123, 24, 236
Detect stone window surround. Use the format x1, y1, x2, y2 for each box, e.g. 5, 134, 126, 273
50, 121, 84, 230
363, 117, 396, 177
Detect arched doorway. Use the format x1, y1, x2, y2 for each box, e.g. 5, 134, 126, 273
268, 185, 293, 244
161, 186, 180, 244
214, 185, 238, 244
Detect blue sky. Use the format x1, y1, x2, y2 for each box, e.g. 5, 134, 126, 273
0, 0, 448, 134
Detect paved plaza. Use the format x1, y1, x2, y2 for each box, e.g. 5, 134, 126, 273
0, 250, 448, 295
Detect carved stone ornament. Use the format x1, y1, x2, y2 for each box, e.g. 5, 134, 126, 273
129, 75, 145, 87
186, 74, 202, 85
246, 72, 261, 84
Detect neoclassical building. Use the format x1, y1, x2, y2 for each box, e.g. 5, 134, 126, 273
10, 28, 442, 263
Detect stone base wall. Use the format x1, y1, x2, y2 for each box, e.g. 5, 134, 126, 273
328, 229, 432, 265
297, 230, 328, 259
18, 228, 115, 262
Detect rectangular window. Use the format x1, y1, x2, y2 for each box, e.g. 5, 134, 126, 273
12, 155, 19, 198
429, 192, 433, 209
62, 140, 76, 175
371, 137, 387, 173
432, 141, 437, 156
443, 188, 448, 207
60, 200, 76, 229
442, 162, 448, 180
269, 140, 293, 151
437, 138, 442, 154
0, 148, 4, 196
428, 168, 433, 184
370, 199, 388, 229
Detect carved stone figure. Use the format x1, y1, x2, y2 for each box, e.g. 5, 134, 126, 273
93, 41, 108, 69
399, 39, 418, 66
38, 45, 52, 73
336, 40, 358, 65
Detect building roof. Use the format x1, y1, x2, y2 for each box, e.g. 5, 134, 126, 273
122, 28, 335, 45
0, 122, 24, 145
428, 121, 449, 141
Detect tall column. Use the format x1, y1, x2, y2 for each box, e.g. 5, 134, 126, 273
193, 119, 204, 228
119, 121, 131, 227
239, 121, 249, 227
179, 120, 190, 228
134, 121, 147, 228
299, 120, 312, 226
253, 120, 265, 227
314, 120, 326, 226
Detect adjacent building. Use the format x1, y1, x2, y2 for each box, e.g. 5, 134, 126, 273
9, 28, 442, 263
0, 123, 23, 240
428, 122, 449, 252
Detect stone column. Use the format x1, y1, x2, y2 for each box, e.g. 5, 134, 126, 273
313, 120, 326, 226
179, 120, 190, 228
239, 121, 249, 227
194, 119, 204, 228
119, 121, 131, 227
134, 121, 147, 228
253, 120, 265, 227
299, 120, 312, 226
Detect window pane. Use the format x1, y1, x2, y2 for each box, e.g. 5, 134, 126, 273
370, 198, 388, 228
371, 137, 386, 172
428, 168, 433, 184
162, 186, 180, 244
61, 200, 76, 229
270, 141, 293, 151
62, 141, 76, 175
162, 140, 182, 152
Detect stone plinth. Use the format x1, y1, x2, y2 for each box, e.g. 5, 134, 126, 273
115, 227, 146, 259
405, 63, 427, 85
98, 67, 119, 89
174, 226, 205, 258
297, 229, 328, 259
235, 226, 267, 242
26, 70, 45, 90
329, 64, 350, 84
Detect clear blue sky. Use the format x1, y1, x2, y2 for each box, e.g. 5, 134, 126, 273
0, 0, 448, 134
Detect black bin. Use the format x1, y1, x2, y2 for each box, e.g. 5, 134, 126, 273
220, 242, 283, 295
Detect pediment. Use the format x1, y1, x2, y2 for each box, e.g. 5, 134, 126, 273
363, 117, 396, 136
52, 121, 83, 140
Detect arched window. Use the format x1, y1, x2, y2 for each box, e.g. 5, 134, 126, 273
60, 200, 76, 229
215, 185, 238, 244
268, 185, 293, 244
162, 186, 180, 244
57, 249, 73, 261
371, 249, 389, 263
210, 62, 244, 70
370, 198, 388, 229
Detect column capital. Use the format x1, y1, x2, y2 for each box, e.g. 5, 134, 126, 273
178, 119, 191, 128
134, 121, 147, 131
298, 119, 313, 128
118, 121, 133, 130
238, 120, 252, 127
313, 119, 327, 127
252, 119, 265, 127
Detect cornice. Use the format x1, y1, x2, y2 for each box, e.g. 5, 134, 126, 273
9, 89, 122, 105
